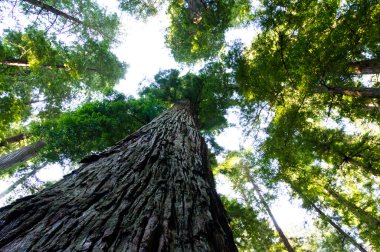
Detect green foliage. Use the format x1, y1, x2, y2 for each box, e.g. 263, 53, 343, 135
0, 28, 126, 139
119, 0, 253, 63
19, 0, 120, 43
221, 196, 276, 251
166, 0, 253, 63
118, 0, 165, 19
140, 62, 235, 133
30, 94, 165, 163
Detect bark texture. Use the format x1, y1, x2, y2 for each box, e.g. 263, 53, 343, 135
0, 140, 46, 171
0, 102, 237, 251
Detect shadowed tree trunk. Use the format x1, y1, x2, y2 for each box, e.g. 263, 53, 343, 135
325, 187, 380, 229
245, 171, 294, 252
348, 59, 380, 75
291, 186, 368, 252
0, 134, 28, 147
0, 162, 46, 200
319, 86, 380, 99
23, 0, 83, 24
1, 59, 98, 72
308, 201, 367, 252
0, 102, 237, 251
0, 141, 46, 171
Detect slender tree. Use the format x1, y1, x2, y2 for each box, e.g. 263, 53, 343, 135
217, 151, 296, 251
0, 141, 46, 171
245, 173, 294, 252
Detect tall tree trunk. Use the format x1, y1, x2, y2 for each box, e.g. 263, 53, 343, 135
0, 102, 237, 251
0, 162, 46, 200
0, 134, 28, 147
348, 59, 380, 75
325, 186, 380, 229
308, 201, 367, 252
1, 60, 65, 69
246, 173, 295, 252
0, 141, 46, 171
320, 86, 380, 99
22, 0, 83, 24
291, 185, 368, 252
1, 59, 98, 72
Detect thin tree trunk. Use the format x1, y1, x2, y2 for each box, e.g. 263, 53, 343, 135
0, 162, 46, 200
291, 185, 368, 252
325, 186, 380, 229
1, 60, 65, 69
348, 59, 380, 75
0, 141, 46, 171
308, 201, 367, 252
22, 0, 83, 24
320, 86, 380, 99
0, 134, 28, 147
247, 174, 295, 252
1, 59, 98, 72
0, 102, 237, 251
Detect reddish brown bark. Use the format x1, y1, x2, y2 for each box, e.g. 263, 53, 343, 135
0, 102, 237, 251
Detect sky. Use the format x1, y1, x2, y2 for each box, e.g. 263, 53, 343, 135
0, 0, 315, 240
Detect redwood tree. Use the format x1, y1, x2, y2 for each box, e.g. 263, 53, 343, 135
0, 101, 237, 251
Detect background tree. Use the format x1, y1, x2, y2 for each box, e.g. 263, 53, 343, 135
119, 0, 253, 63
5, 0, 120, 43
0, 28, 126, 141
221, 196, 278, 251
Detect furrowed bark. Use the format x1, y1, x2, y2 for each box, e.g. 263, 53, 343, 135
0, 141, 46, 171
22, 0, 83, 24
348, 59, 380, 75
0, 102, 237, 251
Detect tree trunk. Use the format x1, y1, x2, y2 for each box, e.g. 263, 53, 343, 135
325, 186, 380, 229
292, 185, 368, 252
308, 201, 367, 252
321, 86, 380, 99
0, 162, 46, 200
1, 59, 98, 72
348, 59, 380, 75
22, 0, 83, 24
0, 141, 46, 171
0, 60, 65, 69
0, 102, 237, 251
0, 134, 28, 147
246, 173, 294, 252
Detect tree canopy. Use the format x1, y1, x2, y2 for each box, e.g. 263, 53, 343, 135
1, 0, 380, 250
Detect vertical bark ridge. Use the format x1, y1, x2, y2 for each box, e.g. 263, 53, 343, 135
0, 102, 237, 251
